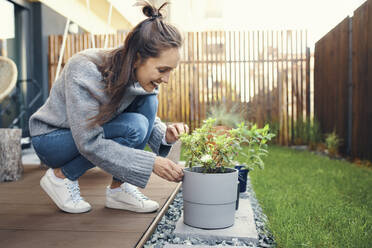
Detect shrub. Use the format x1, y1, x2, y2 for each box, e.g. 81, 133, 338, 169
207, 104, 244, 128
293, 116, 309, 145
180, 118, 275, 173
325, 130, 342, 157
308, 118, 322, 150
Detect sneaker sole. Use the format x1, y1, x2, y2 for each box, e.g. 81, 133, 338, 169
105, 198, 158, 213
40, 175, 91, 214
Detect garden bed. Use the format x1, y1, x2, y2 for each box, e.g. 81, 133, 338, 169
144, 176, 275, 248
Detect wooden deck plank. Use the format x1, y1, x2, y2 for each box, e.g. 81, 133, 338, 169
0, 230, 139, 248
0, 165, 180, 248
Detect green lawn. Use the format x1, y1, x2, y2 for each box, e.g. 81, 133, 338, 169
245, 146, 372, 248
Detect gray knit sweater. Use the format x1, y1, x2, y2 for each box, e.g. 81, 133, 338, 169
29, 49, 171, 188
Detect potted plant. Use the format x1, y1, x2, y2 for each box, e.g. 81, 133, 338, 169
233, 124, 275, 193
180, 118, 274, 229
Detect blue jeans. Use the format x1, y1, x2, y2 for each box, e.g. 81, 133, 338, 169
32, 95, 158, 181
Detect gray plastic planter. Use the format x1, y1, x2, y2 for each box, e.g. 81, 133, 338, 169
182, 166, 238, 229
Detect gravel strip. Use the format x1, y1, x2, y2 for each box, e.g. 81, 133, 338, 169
144, 176, 276, 248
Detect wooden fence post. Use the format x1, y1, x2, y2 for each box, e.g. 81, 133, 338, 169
346, 17, 353, 156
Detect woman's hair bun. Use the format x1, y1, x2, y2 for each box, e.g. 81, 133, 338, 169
135, 1, 168, 19
142, 4, 157, 18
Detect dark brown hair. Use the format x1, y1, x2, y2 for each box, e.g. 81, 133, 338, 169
89, 1, 182, 127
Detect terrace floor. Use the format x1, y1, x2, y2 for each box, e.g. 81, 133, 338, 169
0, 164, 180, 248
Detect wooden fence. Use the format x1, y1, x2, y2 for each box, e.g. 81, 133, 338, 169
314, 0, 372, 160
49, 30, 310, 145
314, 18, 350, 155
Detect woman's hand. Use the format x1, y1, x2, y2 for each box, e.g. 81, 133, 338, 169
165, 122, 189, 144
153, 156, 184, 182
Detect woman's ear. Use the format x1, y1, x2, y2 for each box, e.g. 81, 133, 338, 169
133, 53, 142, 69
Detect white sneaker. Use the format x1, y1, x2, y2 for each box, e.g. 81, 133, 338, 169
105, 182, 159, 213
40, 168, 92, 213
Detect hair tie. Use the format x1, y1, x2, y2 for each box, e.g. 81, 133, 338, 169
150, 13, 161, 20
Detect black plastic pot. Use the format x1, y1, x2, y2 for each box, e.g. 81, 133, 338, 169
235, 165, 249, 193
236, 181, 240, 210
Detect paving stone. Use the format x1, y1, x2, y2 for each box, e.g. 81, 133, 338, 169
173, 198, 258, 243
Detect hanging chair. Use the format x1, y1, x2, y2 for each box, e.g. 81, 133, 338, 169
0, 56, 17, 102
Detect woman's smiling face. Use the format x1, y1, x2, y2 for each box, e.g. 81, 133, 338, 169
134, 47, 180, 92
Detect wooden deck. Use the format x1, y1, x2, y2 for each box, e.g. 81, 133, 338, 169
0, 165, 180, 248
